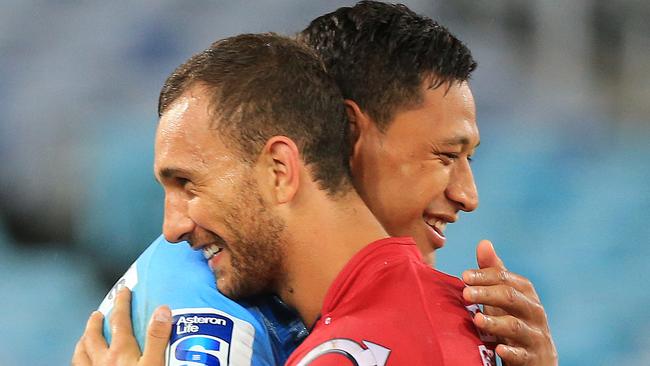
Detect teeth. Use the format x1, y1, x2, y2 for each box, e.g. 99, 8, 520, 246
425, 218, 447, 234
202, 244, 223, 260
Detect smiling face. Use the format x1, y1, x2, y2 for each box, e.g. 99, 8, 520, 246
154, 85, 285, 299
350, 81, 479, 265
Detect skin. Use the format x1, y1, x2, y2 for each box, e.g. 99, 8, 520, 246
149, 83, 389, 327
464, 240, 557, 364
72, 290, 171, 366
154, 91, 286, 299
348, 81, 479, 266
73, 81, 557, 366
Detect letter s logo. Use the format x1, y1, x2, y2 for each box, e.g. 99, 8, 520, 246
172, 337, 221, 366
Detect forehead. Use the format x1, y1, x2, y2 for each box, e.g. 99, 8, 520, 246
154, 86, 236, 178
387, 82, 479, 147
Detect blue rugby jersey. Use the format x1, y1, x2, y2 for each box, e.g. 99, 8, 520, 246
98, 235, 307, 365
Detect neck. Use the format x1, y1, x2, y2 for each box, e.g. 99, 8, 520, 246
276, 189, 387, 328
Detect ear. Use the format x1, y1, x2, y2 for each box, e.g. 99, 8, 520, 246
259, 136, 300, 204
344, 99, 374, 172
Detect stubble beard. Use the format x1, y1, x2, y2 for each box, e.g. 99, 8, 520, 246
216, 176, 286, 300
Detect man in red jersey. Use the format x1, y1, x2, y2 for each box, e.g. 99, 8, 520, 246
281, 54, 498, 363
297, 3, 555, 363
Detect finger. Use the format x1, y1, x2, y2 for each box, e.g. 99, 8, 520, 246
81, 311, 108, 362
463, 285, 540, 320
110, 287, 136, 347
462, 267, 537, 299
141, 306, 173, 365
476, 239, 506, 270
482, 304, 508, 318
71, 339, 91, 366
495, 344, 531, 365
473, 313, 536, 346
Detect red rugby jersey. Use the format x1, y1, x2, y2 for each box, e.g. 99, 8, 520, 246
285, 237, 496, 366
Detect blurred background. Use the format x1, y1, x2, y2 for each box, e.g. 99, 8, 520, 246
1, 1, 648, 365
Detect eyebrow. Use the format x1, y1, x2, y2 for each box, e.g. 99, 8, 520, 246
155, 167, 195, 182
439, 136, 481, 148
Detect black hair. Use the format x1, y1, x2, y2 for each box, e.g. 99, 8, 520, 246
299, 1, 477, 130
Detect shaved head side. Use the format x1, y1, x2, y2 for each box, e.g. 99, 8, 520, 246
158, 33, 353, 196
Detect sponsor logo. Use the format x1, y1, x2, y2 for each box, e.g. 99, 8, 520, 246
166, 308, 255, 366
176, 315, 228, 335
296, 338, 391, 366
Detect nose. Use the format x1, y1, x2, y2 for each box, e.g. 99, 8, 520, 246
446, 159, 479, 212
162, 190, 195, 244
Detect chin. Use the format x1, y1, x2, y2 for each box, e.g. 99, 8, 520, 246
216, 276, 237, 299
218, 275, 262, 300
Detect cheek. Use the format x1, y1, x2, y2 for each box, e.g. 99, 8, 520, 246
187, 196, 222, 228
412, 164, 450, 198
389, 164, 450, 217
366, 179, 424, 232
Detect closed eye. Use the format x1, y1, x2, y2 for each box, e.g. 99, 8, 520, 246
436, 153, 457, 165
176, 177, 190, 187
176, 177, 198, 197
438, 153, 474, 165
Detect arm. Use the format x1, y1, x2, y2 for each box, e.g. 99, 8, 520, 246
462, 240, 558, 365
72, 288, 171, 366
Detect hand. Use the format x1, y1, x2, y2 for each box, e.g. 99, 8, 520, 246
462, 240, 558, 365
71, 288, 173, 366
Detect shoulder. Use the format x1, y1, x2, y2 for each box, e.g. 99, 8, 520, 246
98, 235, 216, 315
99, 235, 280, 366
289, 261, 489, 366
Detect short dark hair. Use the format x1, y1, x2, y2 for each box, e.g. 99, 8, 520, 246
299, 1, 477, 130
158, 33, 352, 195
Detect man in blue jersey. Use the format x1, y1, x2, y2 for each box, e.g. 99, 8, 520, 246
73, 2, 556, 366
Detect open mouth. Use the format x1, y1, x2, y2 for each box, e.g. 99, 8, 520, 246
202, 243, 224, 260
197, 233, 228, 260
423, 216, 448, 249
201, 243, 223, 260
425, 218, 447, 238
202, 242, 228, 272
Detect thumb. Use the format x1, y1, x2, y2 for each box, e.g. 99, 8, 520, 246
141, 305, 172, 365
476, 239, 506, 270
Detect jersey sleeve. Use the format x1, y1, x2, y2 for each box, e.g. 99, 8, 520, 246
97, 235, 278, 366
